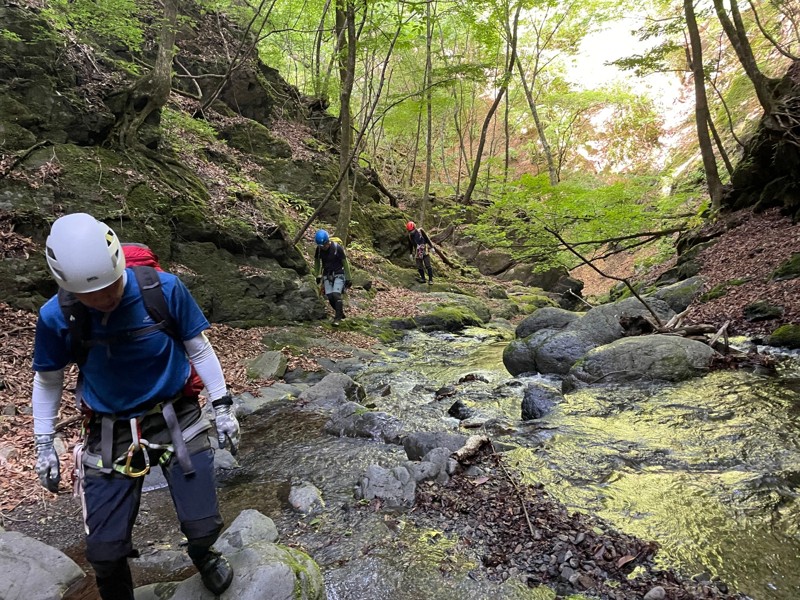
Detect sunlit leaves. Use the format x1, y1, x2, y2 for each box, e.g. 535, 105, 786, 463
42, 0, 150, 51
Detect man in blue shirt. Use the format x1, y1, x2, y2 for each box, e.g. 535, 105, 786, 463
32, 213, 240, 599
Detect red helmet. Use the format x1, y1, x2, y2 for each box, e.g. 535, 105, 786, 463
406, 221, 416, 231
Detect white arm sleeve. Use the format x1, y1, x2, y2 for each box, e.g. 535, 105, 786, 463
184, 332, 227, 400
32, 370, 64, 437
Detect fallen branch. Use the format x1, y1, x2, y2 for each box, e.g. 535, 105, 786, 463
543, 226, 664, 328
452, 435, 490, 462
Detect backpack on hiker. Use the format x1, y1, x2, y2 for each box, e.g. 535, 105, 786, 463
58, 243, 205, 401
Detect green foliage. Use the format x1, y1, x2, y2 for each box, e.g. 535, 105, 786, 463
0, 29, 22, 42
467, 172, 694, 272
41, 0, 148, 50
160, 109, 220, 153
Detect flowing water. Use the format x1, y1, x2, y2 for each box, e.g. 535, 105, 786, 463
140, 327, 800, 599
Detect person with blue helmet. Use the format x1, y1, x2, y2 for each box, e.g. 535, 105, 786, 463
313, 229, 352, 325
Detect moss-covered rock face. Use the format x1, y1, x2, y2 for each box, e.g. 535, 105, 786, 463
220, 121, 292, 159
0, 6, 115, 146
772, 253, 800, 281
768, 324, 800, 349
173, 241, 325, 324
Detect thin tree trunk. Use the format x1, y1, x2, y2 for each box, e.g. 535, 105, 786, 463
334, 0, 357, 243
420, 0, 434, 227
707, 113, 734, 175
685, 0, 724, 210
516, 57, 557, 184
711, 0, 778, 113
463, 5, 520, 204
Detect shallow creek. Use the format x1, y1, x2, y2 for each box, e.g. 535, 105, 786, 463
56, 327, 800, 599
206, 327, 800, 600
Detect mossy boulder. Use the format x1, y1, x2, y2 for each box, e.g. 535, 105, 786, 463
563, 335, 717, 391
767, 324, 800, 349
419, 292, 491, 323
509, 292, 558, 314
172, 241, 325, 325
653, 276, 704, 312
743, 301, 784, 322
415, 304, 483, 332
772, 253, 800, 281
220, 121, 292, 159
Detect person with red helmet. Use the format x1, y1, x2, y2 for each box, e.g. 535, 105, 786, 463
406, 221, 434, 285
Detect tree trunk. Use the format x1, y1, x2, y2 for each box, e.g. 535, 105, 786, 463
110, 0, 179, 148
685, 0, 723, 210
516, 56, 558, 185
334, 0, 357, 243
463, 5, 521, 204
711, 0, 779, 113
420, 0, 434, 227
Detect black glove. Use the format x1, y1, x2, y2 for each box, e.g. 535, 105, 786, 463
345, 280, 352, 289
315, 276, 321, 284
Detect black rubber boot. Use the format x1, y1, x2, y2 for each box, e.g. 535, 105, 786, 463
94, 558, 134, 600
194, 549, 234, 595
417, 268, 426, 283
333, 299, 345, 326
427, 267, 434, 284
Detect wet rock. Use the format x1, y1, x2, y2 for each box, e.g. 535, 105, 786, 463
356, 464, 416, 508
521, 382, 563, 421
644, 586, 666, 600
324, 401, 404, 443
289, 482, 325, 515
402, 432, 468, 460
448, 399, 474, 420
515, 307, 582, 339
0, 530, 84, 599
297, 372, 366, 410
167, 510, 323, 600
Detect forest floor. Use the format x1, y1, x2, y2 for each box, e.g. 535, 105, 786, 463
0, 207, 797, 600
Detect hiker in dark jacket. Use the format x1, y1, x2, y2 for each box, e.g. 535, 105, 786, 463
32, 213, 239, 599
406, 221, 434, 284
313, 229, 352, 325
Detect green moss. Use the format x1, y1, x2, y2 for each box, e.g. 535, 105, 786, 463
768, 324, 800, 349
511, 293, 558, 313
772, 253, 800, 281
700, 278, 749, 302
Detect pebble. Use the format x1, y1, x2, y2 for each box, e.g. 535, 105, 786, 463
644, 586, 666, 600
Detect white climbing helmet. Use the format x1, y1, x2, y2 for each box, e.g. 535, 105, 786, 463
45, 213, 126, 293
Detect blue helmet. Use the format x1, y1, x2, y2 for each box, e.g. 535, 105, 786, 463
315, 229, 330, 246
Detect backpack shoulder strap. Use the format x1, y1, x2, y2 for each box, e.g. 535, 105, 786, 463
58, 288, 91, 366
131, 266, 180, 341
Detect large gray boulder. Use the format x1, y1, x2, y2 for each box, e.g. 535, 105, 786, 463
563, 335, 717, 391
148, 510, 323, 600
503, 297, 677, 377
0, 530, 84, 600
297, 372, 366, 410
652, 276, 705, 313
514, 306, 582, 339
570, 297, 675, 345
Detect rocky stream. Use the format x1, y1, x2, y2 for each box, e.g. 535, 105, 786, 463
5, 323, 800, 600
